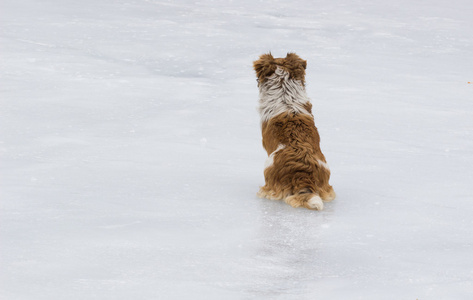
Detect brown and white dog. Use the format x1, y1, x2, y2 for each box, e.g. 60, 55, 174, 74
254, 53, 335, 210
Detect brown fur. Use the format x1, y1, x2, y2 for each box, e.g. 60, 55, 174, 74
254, 53, 335, 210
260, 113, 335, 203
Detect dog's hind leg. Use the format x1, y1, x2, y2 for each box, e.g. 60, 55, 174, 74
320, 186, 336, 202
257, 186, 285, 201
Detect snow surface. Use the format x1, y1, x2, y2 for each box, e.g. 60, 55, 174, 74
1, 0, 473, 299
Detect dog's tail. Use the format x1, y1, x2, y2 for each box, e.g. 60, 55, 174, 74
284, 190, 324, 210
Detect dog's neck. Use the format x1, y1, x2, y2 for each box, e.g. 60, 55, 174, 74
258, 67, 312, 124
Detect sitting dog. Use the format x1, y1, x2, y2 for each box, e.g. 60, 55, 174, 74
253, 53, 335, 210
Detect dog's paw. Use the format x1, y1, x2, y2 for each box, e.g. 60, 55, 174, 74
322, 192, 336, 202
256, 188, 265, 199
321, 188, 336, 202
257, 187, 274, 199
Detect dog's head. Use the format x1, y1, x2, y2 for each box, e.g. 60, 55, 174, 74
253, 53, 307, 85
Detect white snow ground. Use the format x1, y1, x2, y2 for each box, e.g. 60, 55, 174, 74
1, 0, 473, 299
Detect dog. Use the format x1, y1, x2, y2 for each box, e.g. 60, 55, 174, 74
253, 53, 335, 210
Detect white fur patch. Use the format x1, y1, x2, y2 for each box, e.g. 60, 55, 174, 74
258, 67, 312, 124
307, 196, 324, 210
264, 144, 285, 169
317, 159, 330, 171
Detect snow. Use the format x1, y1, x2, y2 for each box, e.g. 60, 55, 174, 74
1, 0, 473, 299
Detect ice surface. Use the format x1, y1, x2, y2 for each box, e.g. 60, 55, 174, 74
1, 0, 473, 299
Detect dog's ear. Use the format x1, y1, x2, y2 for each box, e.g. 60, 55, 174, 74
286, 53, 307, 69
285, 53, 307, 81
253, 53, 277, 82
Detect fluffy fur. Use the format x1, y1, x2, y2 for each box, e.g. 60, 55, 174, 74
254, 53, 335, 210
